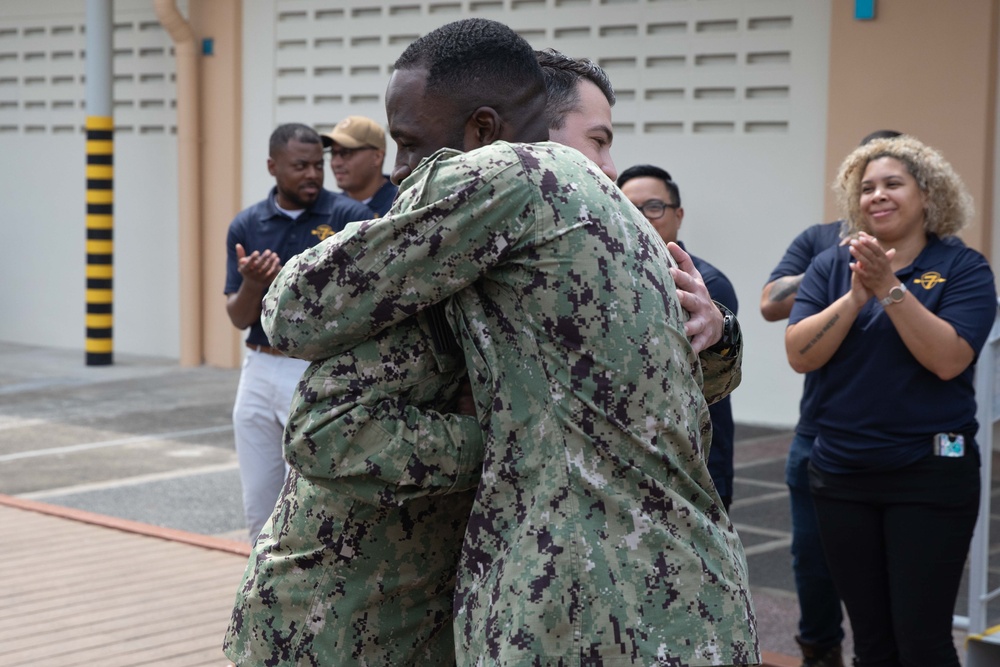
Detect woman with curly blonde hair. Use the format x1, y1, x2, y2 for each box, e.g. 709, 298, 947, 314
837, 135, 974, 240
785, 135, 996, 666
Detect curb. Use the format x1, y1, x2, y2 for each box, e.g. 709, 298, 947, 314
0, 493, 252, 557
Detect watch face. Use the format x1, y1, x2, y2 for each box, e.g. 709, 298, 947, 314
889, 286, 905, 302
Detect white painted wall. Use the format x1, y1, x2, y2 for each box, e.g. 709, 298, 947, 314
0, 0, 831, 425
0, 132, 179, 357
0, 0, 181, 358
243, 0, 830, 425
241, 0, 831, 427
594, 4, 833, 429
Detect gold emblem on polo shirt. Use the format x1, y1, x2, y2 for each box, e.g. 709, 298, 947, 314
913, 271, 946, 290
312, 225, 336, 241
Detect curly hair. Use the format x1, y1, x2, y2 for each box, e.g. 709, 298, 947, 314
393, 19, 544, 116
835, 135, 973, 239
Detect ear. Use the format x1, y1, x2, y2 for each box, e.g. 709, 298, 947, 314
463, 106, 503, 151
675, 207, 685, 227
267, 156, 277, 177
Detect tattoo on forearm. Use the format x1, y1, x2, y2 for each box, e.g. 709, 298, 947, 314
769, 275, 804, 303
798, 314, 839, 355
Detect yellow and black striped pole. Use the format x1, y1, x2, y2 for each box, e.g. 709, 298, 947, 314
85, 115, 113, 365
85, 0, 113, 365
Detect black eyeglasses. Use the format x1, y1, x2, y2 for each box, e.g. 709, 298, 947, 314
327, 146, 375, 160
635, 199, 679, 220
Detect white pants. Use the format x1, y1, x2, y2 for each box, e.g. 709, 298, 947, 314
232, 348, 309, 541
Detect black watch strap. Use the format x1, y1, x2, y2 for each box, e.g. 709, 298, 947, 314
706, 308, 737, 357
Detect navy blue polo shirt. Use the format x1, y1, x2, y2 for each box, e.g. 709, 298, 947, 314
225, 187, 372, 346
365, 177, 399, 217
682, 242, 739, 499
766, 221, 844, 438
790, 234, 996, 473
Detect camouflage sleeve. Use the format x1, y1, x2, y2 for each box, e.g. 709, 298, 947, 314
699, 304, 743, 405
293, 397, 484, 504
284, 319, 484, 504
374, 402, 483, 499
262, 149, 534, 360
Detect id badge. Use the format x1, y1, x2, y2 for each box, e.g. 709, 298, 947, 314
934, 433, 965, 457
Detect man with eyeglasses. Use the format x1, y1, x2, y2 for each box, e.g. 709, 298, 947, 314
322, 115, 398, 216
618, 164, 740, 511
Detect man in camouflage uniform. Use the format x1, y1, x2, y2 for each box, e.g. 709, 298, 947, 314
256, 18, 757, 667
223, 312, 483, 665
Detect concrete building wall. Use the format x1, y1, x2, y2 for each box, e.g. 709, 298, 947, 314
240, 0, 832, 427
825, 0, 998, 256
3, 1, 998, 428
0, 0, 182, 358
191, 0, 243, 368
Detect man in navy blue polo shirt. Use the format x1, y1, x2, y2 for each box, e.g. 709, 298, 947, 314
617, 164, 740, 510
224, 122, 371, 541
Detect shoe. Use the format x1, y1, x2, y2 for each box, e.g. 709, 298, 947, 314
795, 635, 844, 667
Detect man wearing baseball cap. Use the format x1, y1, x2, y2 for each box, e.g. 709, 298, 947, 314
322, 115, 398, 216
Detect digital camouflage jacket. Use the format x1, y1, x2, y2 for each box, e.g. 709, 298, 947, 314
225, 303, 482, 666
261, 141, 757, 666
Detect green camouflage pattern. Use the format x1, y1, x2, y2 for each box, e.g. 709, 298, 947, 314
259, 141, 758, 666
224, 309, 481, 665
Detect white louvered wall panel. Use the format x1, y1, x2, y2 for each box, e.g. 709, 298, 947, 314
0, 0, 182, 359
260, 0, 800, 138
0, 1, 179, 135
244, 0, 831, 427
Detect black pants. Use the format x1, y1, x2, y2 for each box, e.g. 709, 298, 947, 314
809, 449, 980, 667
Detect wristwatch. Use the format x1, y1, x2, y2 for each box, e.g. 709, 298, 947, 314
879, 283, 908, 306
706, 308, 737, 357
